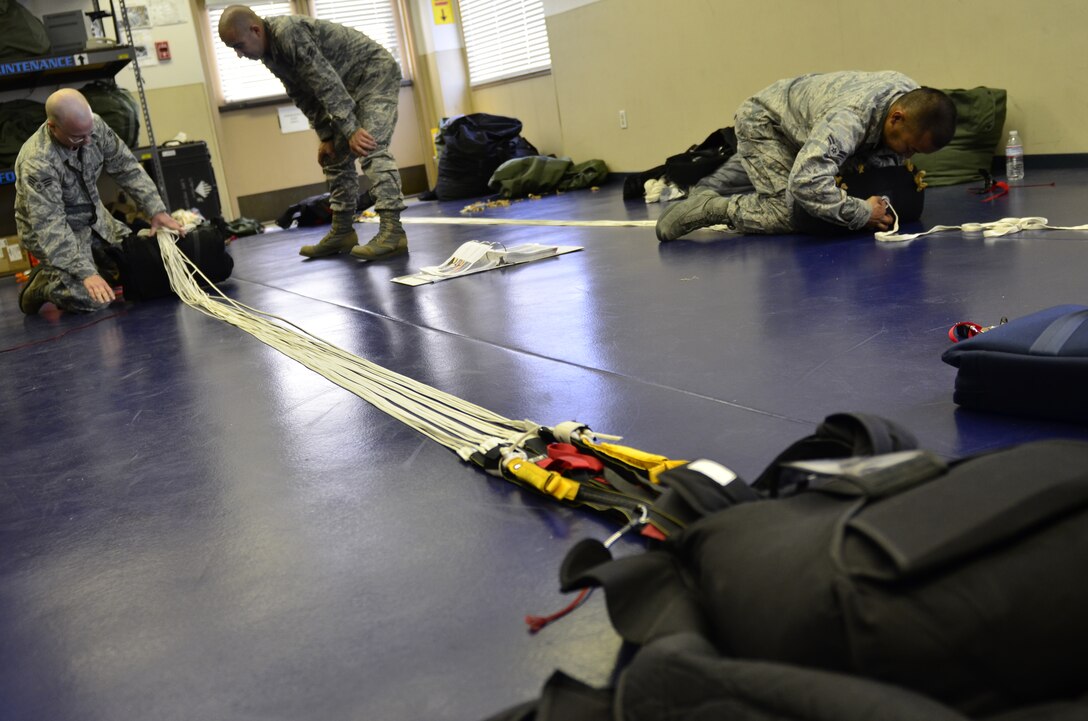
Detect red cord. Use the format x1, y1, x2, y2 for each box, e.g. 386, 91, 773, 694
525, 588, 592, 633
0, 311, 125, 354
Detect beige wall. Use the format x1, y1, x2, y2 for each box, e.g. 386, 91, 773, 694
466, 0, 1088, 172
471, 74, 563, 157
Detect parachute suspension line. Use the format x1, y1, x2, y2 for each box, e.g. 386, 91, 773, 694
154, 229, 540, 456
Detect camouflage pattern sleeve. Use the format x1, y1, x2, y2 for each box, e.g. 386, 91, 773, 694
18, 161, 98, 279
99, 118, 167, 218
788, 109, 876, 230
276, 22, 358, 144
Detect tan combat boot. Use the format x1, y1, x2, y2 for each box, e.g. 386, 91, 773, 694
350, 211, 408, 261
299, 210, 359, 258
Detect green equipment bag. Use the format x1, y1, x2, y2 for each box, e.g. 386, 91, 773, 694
0, 0, 51, 60
0, 99, 46, 166
81, 80, 141, 149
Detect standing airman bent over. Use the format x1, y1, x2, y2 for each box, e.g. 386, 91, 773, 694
219, 5, 408, 261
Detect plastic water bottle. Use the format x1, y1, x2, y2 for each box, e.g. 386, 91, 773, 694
1005, 130, 1024, 182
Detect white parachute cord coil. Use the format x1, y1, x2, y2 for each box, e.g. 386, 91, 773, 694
155, 229, 539, 455
875, 206, 1088, 243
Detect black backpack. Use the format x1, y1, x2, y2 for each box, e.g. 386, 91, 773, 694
494, 414, 1088, 719
623, 127, 737, 200
432, 113, 539, 201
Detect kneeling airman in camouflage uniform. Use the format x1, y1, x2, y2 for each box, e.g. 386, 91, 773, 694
14, 89, 183, 315
656, 71, 957, 241
219, 5, 408, 262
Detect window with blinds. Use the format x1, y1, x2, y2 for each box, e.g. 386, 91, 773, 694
205, 1, 406, 107
458, 0, 551, 86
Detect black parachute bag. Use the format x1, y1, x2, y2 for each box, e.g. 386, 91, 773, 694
0, 99, 46, 166
111, 224, 234, 301
433, 113, 538, 201
559, 413, 1088, 717
0, 0, 51, 60
791, 163, 926, 235
81, 79, 141, 149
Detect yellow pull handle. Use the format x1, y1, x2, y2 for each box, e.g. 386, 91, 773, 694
505, 458, 580, 501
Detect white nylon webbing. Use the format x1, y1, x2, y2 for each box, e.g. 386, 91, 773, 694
360, 216, 657, 227
875, 210, 1088, 243
155, 229, 539, 457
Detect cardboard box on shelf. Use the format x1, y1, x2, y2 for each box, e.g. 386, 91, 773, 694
0, 236, 31, 278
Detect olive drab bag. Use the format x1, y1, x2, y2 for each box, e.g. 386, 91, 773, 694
0, 0, 51, 60
551, 413, 1088, 718
81, 80, 141, 149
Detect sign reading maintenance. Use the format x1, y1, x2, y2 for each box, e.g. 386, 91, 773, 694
0, 55, 76, 76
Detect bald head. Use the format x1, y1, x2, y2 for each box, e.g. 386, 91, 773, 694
46, 88, 92, 126
218, 5, 268, 61
45, 89, 95, 149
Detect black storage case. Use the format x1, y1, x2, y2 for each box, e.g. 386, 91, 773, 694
137, 141, 222, 220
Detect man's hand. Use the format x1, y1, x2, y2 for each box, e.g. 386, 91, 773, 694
865, 195, 893, 231
150, 211, 185, 236
317, 139, 336, 166
83, 273, 116, 304
348, 128, 377, 157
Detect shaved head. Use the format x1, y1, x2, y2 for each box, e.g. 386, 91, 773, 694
219, 5, 260, 34
45, 88, 92, 127
218, 5, 269, 61
45, 89, 95, 149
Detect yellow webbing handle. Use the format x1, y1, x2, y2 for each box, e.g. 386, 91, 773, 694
505, 458, 580, 501
593, 442, 687, 484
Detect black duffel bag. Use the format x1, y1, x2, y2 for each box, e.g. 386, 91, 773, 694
111, 224, 234, 301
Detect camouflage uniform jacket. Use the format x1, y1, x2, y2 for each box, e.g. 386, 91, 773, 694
745, 70, 919, 229
14, 114, 165, 279
262, 16, 401, 145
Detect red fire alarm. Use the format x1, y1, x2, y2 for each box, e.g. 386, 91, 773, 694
155, 41, 171, 61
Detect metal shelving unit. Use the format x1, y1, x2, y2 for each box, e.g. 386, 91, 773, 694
0, 1, 168, 207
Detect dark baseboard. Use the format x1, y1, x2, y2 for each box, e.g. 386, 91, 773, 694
990, 153, 1088, 172
237, 164, 430, 222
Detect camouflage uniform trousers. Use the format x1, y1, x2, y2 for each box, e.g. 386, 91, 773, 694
34, 236, 121, 313
324, 80, 405, 215
694, 102, 800, 234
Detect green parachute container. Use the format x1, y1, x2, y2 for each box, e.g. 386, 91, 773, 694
0, 0, 52, 61
81, 79, 142, 149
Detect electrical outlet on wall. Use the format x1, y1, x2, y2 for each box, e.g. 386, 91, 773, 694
619, 110, 628, 129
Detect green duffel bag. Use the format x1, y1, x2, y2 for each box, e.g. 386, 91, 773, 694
0, 0, 51, 60
488, 155, 572, 198
912, 87, 1007, 187
81, 79, 141, 149
0, 99, 46, 167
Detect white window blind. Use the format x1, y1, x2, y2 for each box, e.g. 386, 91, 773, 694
458, 0, 551, 86
207, 1, 293, 104
311, 0, 405, 76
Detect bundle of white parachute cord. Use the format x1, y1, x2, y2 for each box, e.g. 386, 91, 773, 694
151, 203, 1088, 458
151, 226, 558, 461
875, 198, 1088, 242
